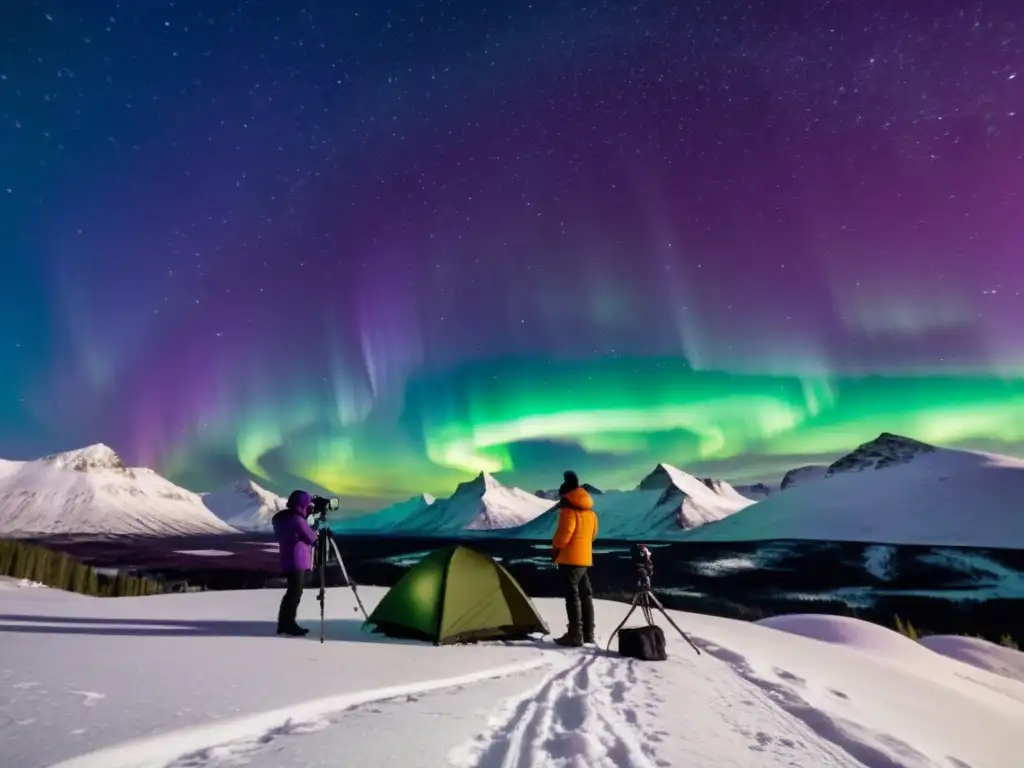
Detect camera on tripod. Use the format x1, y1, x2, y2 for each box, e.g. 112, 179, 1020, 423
301, 492, 368, 642
307, 495, 340, 531
631, 543, 654, 588
605, 542, 701, 657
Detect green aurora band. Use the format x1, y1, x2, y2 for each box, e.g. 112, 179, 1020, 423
213, 358, 1024, 502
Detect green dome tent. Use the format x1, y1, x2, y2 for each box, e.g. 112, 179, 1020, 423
364, 545, 550, 645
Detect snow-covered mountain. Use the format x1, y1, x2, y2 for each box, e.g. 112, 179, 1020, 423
733, 482, 775, 500
780, 464, 828, 489
395, 473, 552, 535
695, 475, 759, 504
201, 479, 286, 531
825, 431, 936, 475
331, 493, 436, 534
685, 433, 1024, 549
0, 444, 238, 537
507, 463, 754, 540
534, 483, 602, 501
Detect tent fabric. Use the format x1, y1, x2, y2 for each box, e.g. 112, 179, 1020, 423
365, 545, 549, 645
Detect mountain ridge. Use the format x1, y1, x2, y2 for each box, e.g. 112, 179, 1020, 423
507, 462, 752, 540
402, 471, 552, 534
684, 433, 1024, 549
0, 444, 238, 538
201, 479, 286, 531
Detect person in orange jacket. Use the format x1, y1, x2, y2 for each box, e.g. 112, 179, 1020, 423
551, 470, 599, 647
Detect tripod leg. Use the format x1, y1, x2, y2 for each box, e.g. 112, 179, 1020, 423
647, 592, 701, 656
318, 536, 326, 644
640, 593, 656, 626
605, 593, 642, 651
328, 536, 369, 619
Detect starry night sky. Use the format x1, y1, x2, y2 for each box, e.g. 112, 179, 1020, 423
1, 1, 1022, 506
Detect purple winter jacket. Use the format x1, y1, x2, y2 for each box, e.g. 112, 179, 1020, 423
272, 508, 318, 573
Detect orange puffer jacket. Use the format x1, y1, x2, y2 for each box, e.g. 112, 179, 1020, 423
552, 487, 599, 566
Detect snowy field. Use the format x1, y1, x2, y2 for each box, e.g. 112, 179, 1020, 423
1, 581, 1022, 767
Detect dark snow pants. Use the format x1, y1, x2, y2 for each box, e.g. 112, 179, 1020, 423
558, 565, 595, 639
277, 570, 305, 631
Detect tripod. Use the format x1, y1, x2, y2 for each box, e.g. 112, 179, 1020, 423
312, 523, 369, 644
605, 567, 701, 656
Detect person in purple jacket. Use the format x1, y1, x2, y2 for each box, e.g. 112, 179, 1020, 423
271, 490, 319, 636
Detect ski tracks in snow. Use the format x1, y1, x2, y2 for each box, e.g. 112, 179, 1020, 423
449, 651, 662, 768
450, 645, 864, 768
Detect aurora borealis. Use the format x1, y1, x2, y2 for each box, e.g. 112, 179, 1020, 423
1, 2, 1022, 506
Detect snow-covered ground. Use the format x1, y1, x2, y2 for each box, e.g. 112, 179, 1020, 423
2, 584, 1022, 767
0, 575, 47, 591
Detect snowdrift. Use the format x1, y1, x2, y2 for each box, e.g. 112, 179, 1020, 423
0, 444, 237, 538
759, 613, 1024, 685
685, 433, 1024, 548
757, 613, 942, 666
919, 635, 1024, 684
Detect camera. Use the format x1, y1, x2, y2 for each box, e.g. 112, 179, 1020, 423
307, 495, 340, 531
631, 543, 653, 589
311, 495, 339, 515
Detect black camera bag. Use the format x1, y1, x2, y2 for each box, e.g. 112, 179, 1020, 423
617, 625, 667, 661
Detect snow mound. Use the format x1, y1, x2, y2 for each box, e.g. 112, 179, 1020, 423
508, 463, 753, 540
683, 434, 1024, 548
920, 635, 1024, 684
201, 480, 286, 531
397, 474, 551, 535
780, 464, 828, 489
756, 614, 929, 663
0, 444, 238, 537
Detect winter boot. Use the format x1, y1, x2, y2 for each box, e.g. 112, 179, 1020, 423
581, 598, 596, 644
554, 625, 584, 647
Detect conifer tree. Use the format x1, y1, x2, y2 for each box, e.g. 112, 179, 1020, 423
70, 562, 89, 594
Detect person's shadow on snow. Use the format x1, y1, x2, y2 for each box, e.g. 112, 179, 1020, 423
0, 614, 424, 645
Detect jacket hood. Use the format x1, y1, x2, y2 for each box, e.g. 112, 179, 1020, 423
287, 490, 312, 511
561, 486, 594, 509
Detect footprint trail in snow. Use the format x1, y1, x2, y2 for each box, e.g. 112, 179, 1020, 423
450, 653, 664, 768
450, 644, 865, 768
